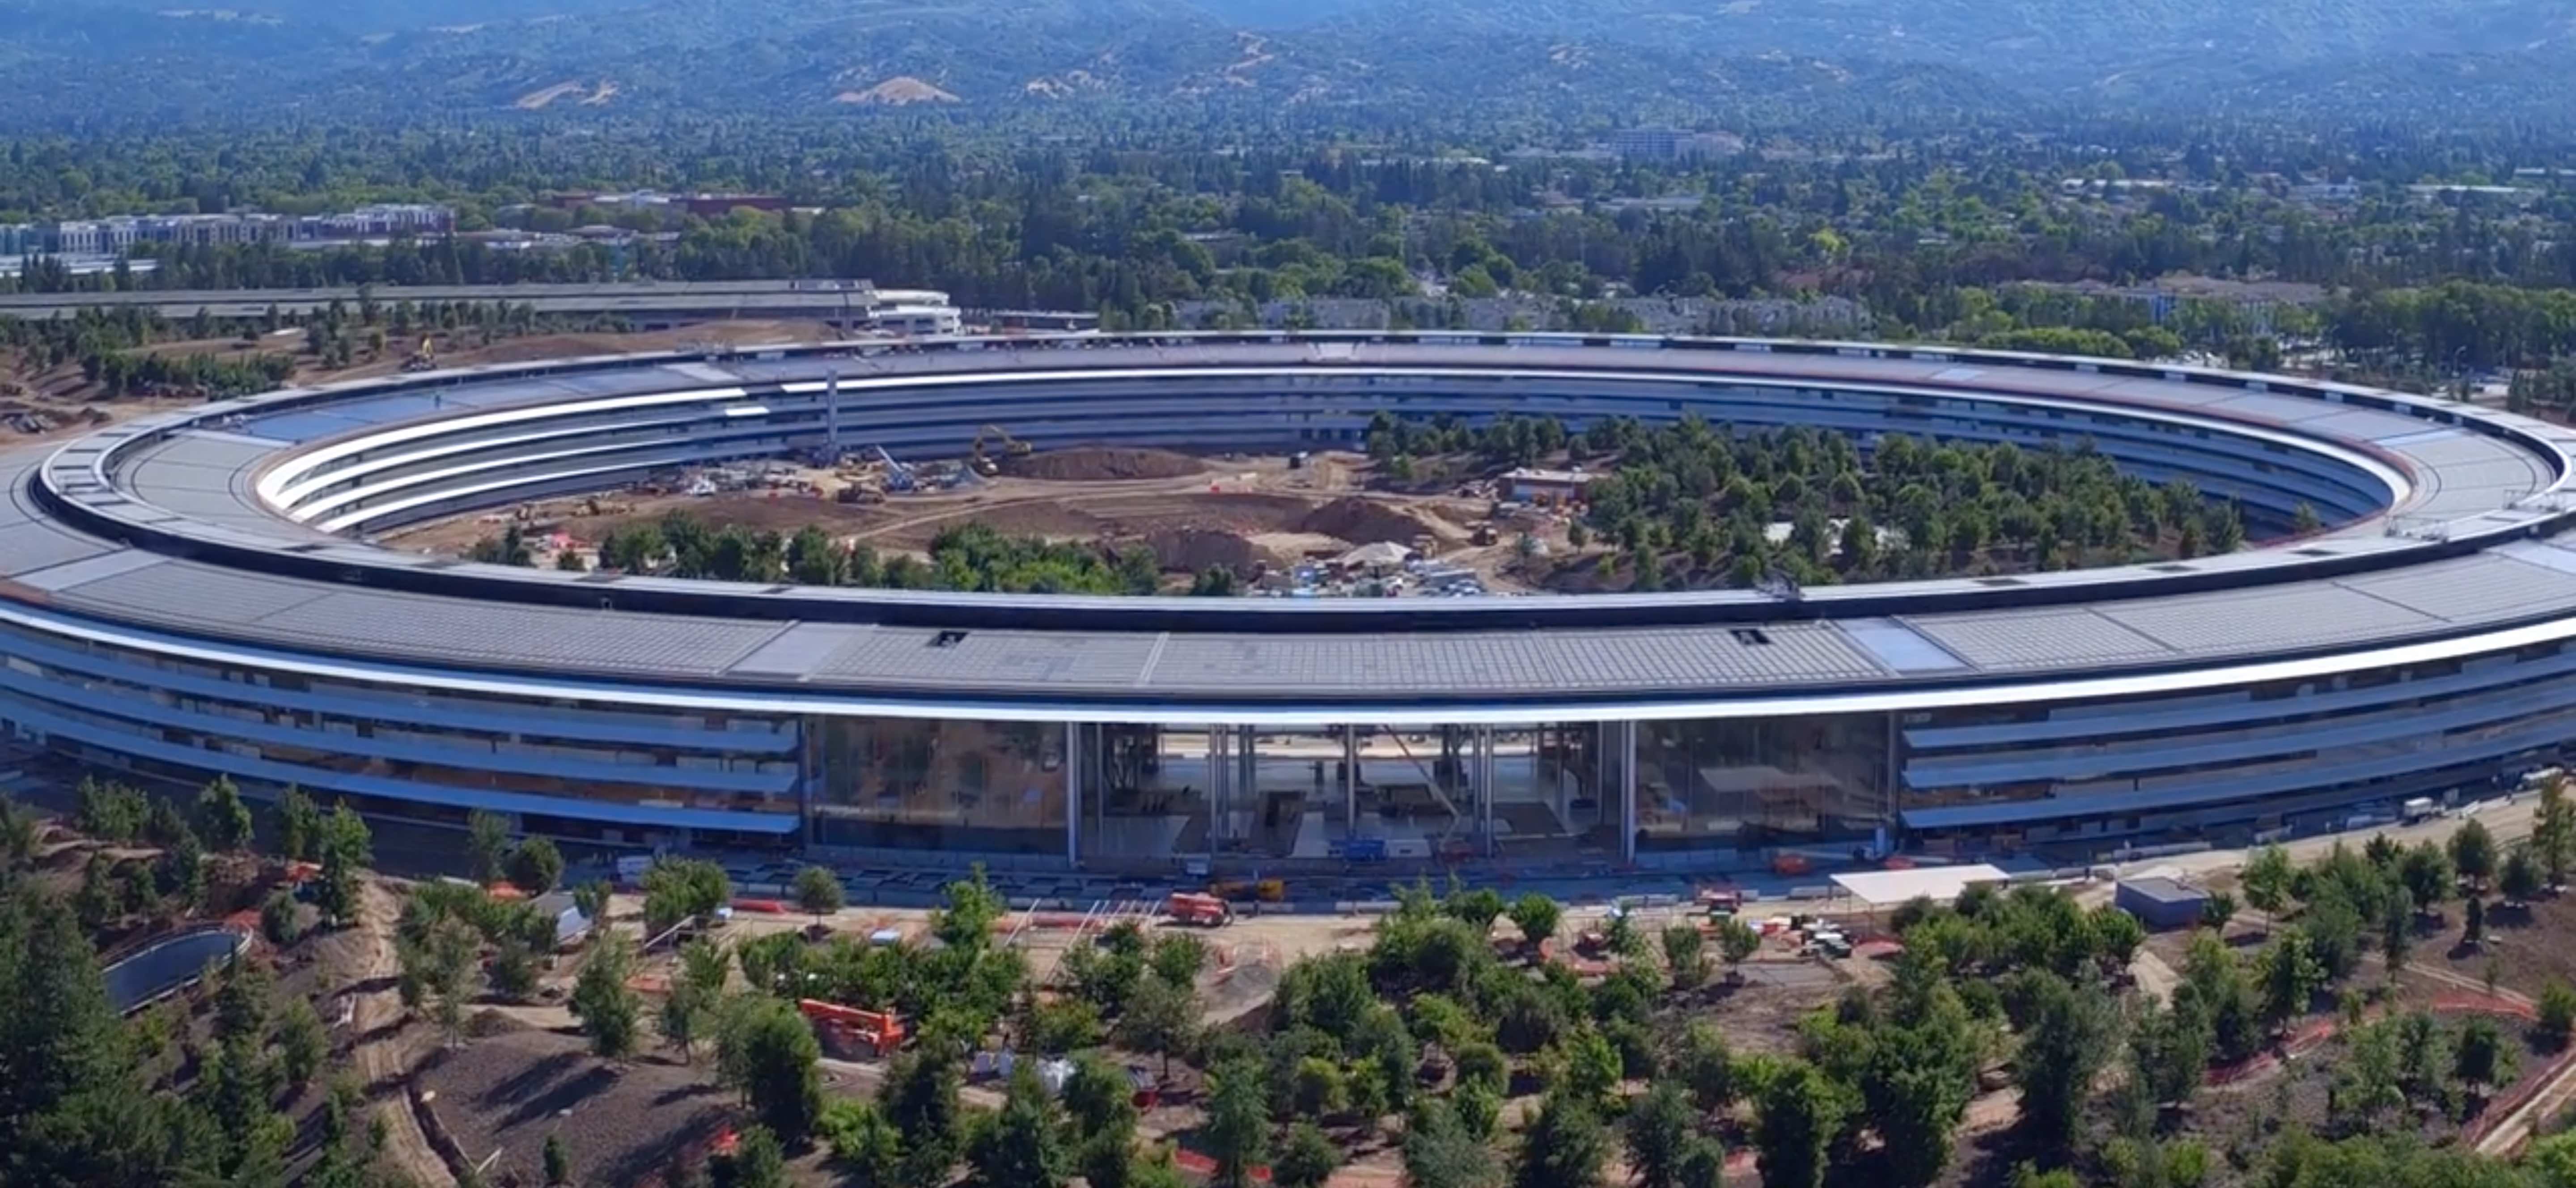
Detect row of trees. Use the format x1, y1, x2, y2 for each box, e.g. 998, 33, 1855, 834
574, 515, 1191, 596
1374, 412, 2253, 590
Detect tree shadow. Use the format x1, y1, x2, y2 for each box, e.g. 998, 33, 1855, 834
496, 1063, 620, 1130
474, 1048, 585, 1111
653, 1080, 726, 1108
596, 1104, 734, 1188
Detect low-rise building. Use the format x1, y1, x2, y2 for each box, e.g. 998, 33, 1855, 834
869, 305, 963, 336
1502, 467, 1597, 505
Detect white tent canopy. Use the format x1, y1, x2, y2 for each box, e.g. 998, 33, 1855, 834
1829, 863, 2011, 908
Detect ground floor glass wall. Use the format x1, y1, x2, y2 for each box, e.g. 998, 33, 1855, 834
1634, 712, 1890, 852
809, 717, 1068, 854
1074, 721, 1622, 864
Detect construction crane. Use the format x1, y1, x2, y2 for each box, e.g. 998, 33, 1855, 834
969, 424, 1033, 475
399, 335, 436, 373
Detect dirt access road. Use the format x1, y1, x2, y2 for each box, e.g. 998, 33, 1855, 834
338, 879, 456, 1188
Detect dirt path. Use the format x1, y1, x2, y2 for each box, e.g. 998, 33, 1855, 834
2477, 1048, 2576, 1155
2407, 960, 2536, 1007
347, 881, 456, 1188
2132, 947, 2180, 1005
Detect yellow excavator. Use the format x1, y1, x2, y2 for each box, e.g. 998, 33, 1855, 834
399, 335, 437, 373
968, 424, 1033, 475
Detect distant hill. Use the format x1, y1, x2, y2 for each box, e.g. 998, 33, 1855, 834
1, 0, 2571, 130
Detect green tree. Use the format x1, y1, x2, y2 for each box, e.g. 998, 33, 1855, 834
2016, 972, 2118, 1154
1405, 1099, 1503, 1188
275, 785, 322, 863
795, 865, 845, 923
1662, 924, 1708, 989
508, 836, 564, 895
968, 1065, 1064, 1188
2504, 844, 2544, 905
2455, 1016, 2512, 1099
275, 997, 328, 1091
720, 994, 826, 1144
467, 809, 512, 884
314, 802, 372, 924
260, 888, 302, 946
2130, 995, 2211, 1110
643, 859, 734, 934
1203, 1057, 1271, 1188
1150, 932, 1209, 988
2401, 843, 2454, 913
2540, 981, 2576, 1051
1716, 916, 1762, 981
1513, 1089, 1610, 1188
1677, 1021, 1737, 1112
2201, 891, 2237, 930
2538, 779, 2576, 888
544, 1133, 574, 1186
2257, 929, 2325, 1030
2242, 844, 2294, 916
2451, 819, 2499, 890
821, 1099, 904, 1188
881, 1050, 965, 1185
1119, 969, 1202, 1079
1754, 1060, 1847, 1188
571, 931, 643, 1059
1263, 1125, 1331, 1188
1551, 1026, 1624, 1111
1509, 893, 1562, 952
1625, 1082, 1696, 1188
195, 776, 253, 852
574, 879, 613, 929
712, 1124, 788, 1188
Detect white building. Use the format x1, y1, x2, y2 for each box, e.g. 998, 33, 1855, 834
870, 305, 963, 336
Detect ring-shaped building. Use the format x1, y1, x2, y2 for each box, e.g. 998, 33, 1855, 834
8, 331, 2576, 872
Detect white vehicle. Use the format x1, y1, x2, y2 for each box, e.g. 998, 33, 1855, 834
2401, 797, 2440, 823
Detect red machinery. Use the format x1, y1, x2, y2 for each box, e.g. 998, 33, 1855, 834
800, 999, 905, 1057
1164, 891, 1235, 927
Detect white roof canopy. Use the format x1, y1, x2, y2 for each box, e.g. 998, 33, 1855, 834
1828, 863, 2011, 907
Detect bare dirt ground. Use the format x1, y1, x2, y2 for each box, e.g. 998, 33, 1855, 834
326, 879, 459, 1187
414, 1023, 742, 1188
381, 445, 1550, 588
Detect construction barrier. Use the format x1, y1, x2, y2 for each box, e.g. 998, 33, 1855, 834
731, 899, 788, 914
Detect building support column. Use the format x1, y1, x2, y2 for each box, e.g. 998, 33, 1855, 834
1343, 726, 1360, 833
1066, 721, 1083, 868
1619, 721, 1639, 865
1206, 726, 1227, 861
1476, 726, 1496, 856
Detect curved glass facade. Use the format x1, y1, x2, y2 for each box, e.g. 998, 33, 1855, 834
1, 606, 2570, 870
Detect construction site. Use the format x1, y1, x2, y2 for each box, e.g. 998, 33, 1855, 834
387, 435, 1589, 600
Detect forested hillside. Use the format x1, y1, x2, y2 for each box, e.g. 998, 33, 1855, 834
1, 0, 2572, 131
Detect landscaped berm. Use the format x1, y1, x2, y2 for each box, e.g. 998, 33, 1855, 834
11, 779, 2576, 1188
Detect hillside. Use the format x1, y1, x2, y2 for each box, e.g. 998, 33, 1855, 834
0, 0, 2570, 130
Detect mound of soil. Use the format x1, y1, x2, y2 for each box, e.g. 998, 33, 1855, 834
1145, 529, 1261, 574
1007, 446, 1208, 482
1299, 496, 1444, 546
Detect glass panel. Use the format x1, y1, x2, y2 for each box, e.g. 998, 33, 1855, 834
1635, 713, 1888, 851
810, 717, 1067, 854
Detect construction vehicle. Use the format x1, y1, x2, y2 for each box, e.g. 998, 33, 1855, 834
799, 999, 905, 1057
868, 445, 918, 493
1206, 878, 1286, 904
1164, 891, 1234, 927
969, 424, 1034, 475
399, 335, 436, 373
